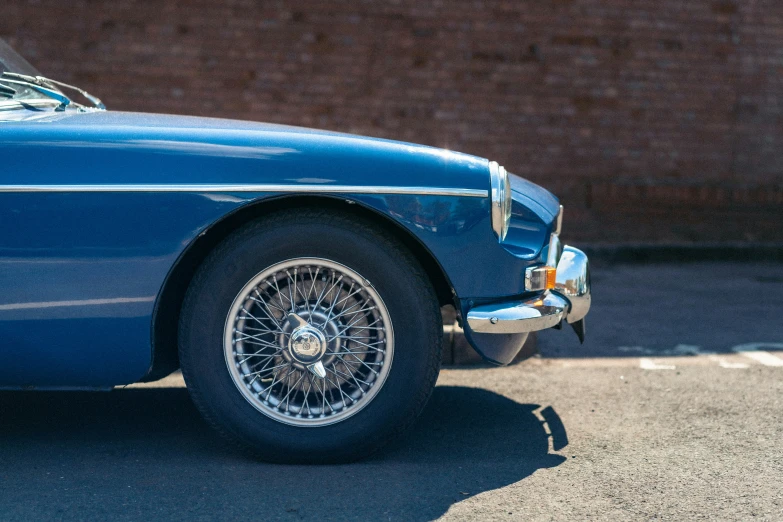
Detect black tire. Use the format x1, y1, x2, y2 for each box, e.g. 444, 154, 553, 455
178, 208, 442, 463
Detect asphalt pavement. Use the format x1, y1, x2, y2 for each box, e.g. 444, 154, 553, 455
1, 261, 782, 520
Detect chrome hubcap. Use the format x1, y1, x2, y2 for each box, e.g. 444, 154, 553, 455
289, 326, 326, 363
224, 258, 394, 427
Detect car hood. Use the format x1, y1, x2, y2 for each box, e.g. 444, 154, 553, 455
5, 109, 491, 190
509, 173, 560, 222
47, 110, 383, 137
3, 109, 560, 221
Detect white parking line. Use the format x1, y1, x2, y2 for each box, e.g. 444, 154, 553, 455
736, 351, 783, 367
534, 352, 783, 371
707, 355, 750, 369
639, 358, 676, 370
732, 343, 783, 367
533, 343, 783, 371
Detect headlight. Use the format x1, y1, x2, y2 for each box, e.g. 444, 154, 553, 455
489, 161, 512, 241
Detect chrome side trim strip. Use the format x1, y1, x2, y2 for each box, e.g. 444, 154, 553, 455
0, 296, 155, 311
0, 184, 488, 197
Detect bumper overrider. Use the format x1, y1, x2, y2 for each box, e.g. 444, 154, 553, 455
465, 234, 591, 361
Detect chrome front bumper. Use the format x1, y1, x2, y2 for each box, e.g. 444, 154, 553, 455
466, 245, 591, 342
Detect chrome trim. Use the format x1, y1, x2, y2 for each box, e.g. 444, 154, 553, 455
2, 72, 105, 110
466, 244, 591, 337
524, 233, 563, 291
489, 161, 511, 240
0, 77, 71, 110
524, 265, 552, 292
555, 205, 563, 236
553, 246, 591, 324
0, 98, 62, 111
546, 233, 563, 268
0, 184, 489, 197
466, 292, 568, 334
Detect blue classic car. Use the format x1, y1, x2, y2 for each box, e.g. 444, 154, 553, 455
0, 40, 590, 462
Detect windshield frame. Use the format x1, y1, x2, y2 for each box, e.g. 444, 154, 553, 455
0, 39, 55, 107
0, 38, 107, 113
0, 39, 41, 76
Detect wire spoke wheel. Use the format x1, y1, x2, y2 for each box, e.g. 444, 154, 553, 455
181, 211, 441, 462
224, 257, 394, 427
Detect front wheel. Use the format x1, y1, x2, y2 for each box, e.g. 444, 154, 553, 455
178, 209, 442, 463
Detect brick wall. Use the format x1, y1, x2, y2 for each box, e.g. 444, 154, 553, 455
3, 0, 782, 243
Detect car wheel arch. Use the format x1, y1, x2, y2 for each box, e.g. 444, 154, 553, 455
142, 194, 455, 382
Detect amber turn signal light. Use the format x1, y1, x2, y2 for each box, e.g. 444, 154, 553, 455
524, 265, 557, 292
544, 266, 557, 289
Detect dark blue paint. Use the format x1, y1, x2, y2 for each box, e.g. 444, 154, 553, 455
0, 109, 558, 387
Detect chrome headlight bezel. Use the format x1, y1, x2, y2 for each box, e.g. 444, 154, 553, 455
489, 161, 512, 241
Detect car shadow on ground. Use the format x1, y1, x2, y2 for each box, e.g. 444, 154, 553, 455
0, 386, 566, 520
